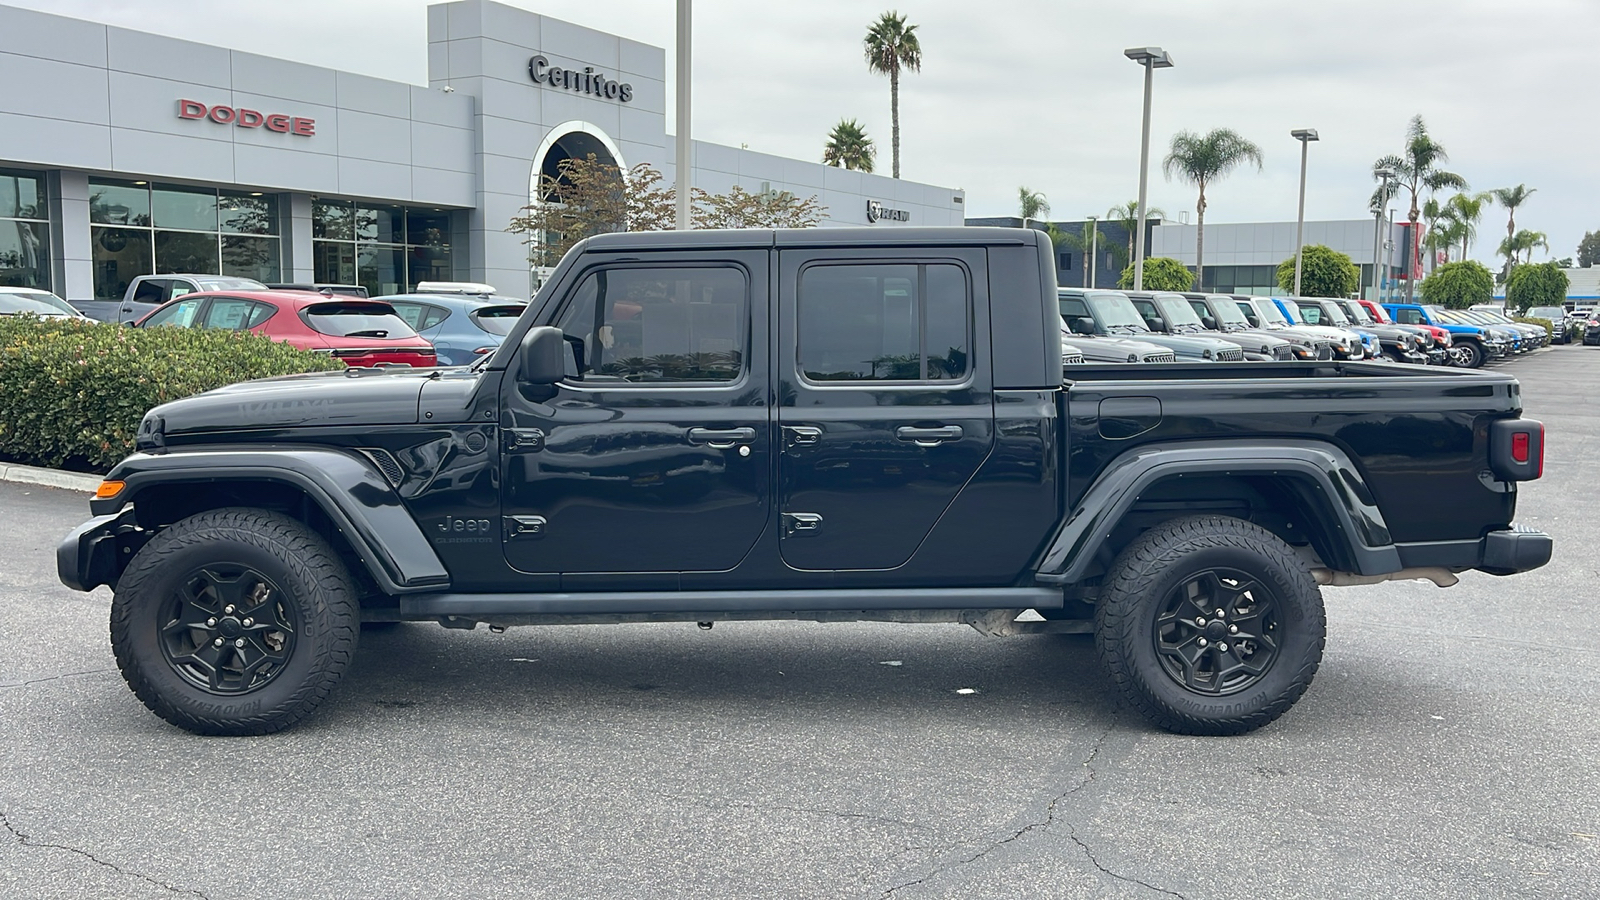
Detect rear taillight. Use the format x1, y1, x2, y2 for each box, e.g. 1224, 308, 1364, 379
1490, 419, 1544, 481
473, 346, 495, 355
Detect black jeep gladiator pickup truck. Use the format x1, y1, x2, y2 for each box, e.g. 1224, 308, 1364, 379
58, 227, 1551, 737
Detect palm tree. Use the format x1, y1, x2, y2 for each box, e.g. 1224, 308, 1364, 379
822, 119, 875, 173
1444, 192, 1492, 261
863, 11, 922, 180
1162, 128, 1264, 286
1490, 184, 1535, 280
1107, 200, 1165, 273
1372, 115, 1468, 300
1500, 229, 1549, 266
1017, 186, 1050, 226
1059, 220, 1104, 286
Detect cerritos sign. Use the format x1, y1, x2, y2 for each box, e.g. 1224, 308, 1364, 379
527, 55, 634, 103
866, 200, 910, 223
176, 99, 316, 137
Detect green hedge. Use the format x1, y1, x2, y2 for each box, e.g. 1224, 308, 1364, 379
1515, 316, 1554, 339
0, 316, 342, 471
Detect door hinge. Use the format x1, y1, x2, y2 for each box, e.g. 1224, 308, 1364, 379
503, 515, 548, 538
505, 428, 545, 451
783, 425, 822, 449
782, 512, 823, 536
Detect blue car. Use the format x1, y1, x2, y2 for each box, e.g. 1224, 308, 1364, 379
380, 292, 528, 366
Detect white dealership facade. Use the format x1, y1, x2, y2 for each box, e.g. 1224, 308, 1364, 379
0, 0, 964, 305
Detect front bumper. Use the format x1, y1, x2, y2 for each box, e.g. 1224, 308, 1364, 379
57, 507, 147, 592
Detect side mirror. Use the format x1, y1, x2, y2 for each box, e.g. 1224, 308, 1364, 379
1070, 317, 1096, 335
1201, 315, 1217, 330
519, 325, 565, 384
1146, 317, 1168, 333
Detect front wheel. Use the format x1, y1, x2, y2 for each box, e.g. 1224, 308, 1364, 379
109, 508, 360, 735
1094, 515, 1325, 735
1451, 341, 1485, 368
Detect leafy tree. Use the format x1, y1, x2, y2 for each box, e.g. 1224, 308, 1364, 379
509, 157, 824, 266
1555, 256, 1574, 268
1578, 231, 1600, 267
863, 11, 921, 179
1017, 186, 1050, 223
1106, 199, 1165, 274
822, 119, 875, 172
1418, 260, 1494, 309
692, 185, 826, 229
1504, 262, 1570, 314
1117, 257, 1194, 292
1372, 115, 1469, 300
1162, 129, 1263, 286
1276, 245, 1359, 298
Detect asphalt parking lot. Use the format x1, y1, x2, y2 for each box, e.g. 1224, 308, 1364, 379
2, 348, 1597, 900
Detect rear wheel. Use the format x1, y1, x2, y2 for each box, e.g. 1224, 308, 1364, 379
1094, 515, 1325, 735
109, 508, 359, 735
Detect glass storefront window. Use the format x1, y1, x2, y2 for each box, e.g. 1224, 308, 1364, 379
0, 170, 45, 220
156, 231, 220, 273
358, 244, 407, 296
220, 192, 277, 235
0, 221, 51, 289
90, 179, 279, 301
153, 184, 218, 232
91, 228, 153, 300
314, 200, 454, 293
222, 235, 282, 282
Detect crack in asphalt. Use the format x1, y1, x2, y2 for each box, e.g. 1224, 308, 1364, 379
0, 809, 211, 899
1068, 833, 1188, 899
0, 669, 116, 690
717, 801, 934, 832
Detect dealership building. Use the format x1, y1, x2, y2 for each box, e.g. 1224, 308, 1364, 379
0, 0, 965, 305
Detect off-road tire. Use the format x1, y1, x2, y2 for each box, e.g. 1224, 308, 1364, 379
109, 508, 359, 735
1455, 340, 1485, 368
1094, 515, 1325, 736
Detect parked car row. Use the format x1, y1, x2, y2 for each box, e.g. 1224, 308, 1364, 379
1052, 288, 1542, 369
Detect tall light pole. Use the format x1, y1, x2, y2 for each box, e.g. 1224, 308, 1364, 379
1086, 215, 1099, 289
1124, 47, 1173, 291
1371, 167, 1395, 301
1290, 128, 1319, 296
674, 0, 692, 230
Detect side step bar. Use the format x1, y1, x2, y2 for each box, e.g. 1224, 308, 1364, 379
400, 587, 1065, 620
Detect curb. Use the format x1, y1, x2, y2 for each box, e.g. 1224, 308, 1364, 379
0, 463, 101, 493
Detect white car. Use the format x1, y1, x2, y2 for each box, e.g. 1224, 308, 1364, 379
0, 286, 94, 321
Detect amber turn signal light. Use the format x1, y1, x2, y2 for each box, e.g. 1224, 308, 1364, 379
95, 480, 125, 499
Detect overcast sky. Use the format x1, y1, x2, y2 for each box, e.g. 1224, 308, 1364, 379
17, 0, 1597, 265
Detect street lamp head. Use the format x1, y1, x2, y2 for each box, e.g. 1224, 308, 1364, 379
1290, 128, 1319, 142
1123, 46, 1173, 68
1375, 167, 1396, 180
1086, 214, 1098, 221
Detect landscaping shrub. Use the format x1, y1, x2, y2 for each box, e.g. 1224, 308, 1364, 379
0, 317, 342, 471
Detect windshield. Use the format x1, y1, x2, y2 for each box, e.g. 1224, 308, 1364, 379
1278, 301, 1307, 325
195, 278, 267, 292
1085, 293, 1150, 331
1155, 295, 1205, 328
1528, 307, 1565, 320
1366, 303, 1393, 324
1316, 302, 1352, 326
1340, 301, 1376, 325
1432, 309, 1472, 325
1244, 298, 1290, 327
0, 290, 77, 316
1200, 297, 1249, 327
301, 302, 418, 339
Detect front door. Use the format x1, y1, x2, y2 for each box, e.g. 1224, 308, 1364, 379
500, 253, 770, 578
775, 250, 995, 572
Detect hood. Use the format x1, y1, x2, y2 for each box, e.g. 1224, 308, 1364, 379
1061, 334, 1173, 363
1126, 331, 1243, 359
143, 366, 436, 439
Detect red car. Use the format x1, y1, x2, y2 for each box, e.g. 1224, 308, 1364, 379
135, 290, 437, 367
1358, 299, 1452, 349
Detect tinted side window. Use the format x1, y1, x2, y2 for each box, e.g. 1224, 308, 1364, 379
1396, 308, 1421, 325
420, 305, 451, 330
555, 266, 747, 383
201, 298, 272, 330
130, 279, 167, 305
1299, 305, 1323, 325
390, 301, 426, 330
798, 263, 969, 382
142, 298, 202, 328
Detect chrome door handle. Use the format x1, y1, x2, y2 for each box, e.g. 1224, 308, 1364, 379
687, 426, 756, 448
895, 425, 963, 446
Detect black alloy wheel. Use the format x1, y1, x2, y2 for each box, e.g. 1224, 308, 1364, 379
110, 508, 359, 735
1152, 568, 1280, 696
158, 565, 298, 695
1095, 515, 1325, 735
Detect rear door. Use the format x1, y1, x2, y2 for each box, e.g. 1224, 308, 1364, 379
775, 249, 994, 572
119, 278, 172, 323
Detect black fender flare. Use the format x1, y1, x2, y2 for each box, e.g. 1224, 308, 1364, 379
1034, 439, 1400, 584
83, 446, 450, 595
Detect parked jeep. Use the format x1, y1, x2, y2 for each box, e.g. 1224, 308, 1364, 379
59, 227, 1551, 738
1060, 289, 1244, 361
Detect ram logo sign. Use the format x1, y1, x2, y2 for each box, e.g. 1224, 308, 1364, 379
866, 200, 910, 224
